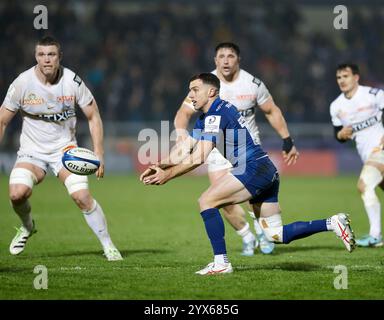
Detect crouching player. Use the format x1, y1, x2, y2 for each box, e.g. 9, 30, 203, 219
141, 73, 355, 275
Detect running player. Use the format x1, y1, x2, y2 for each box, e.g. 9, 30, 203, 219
142, 73, 355, 275
0, 36, 122, 261
174, 42, 299, 255
330, 63, 384, 247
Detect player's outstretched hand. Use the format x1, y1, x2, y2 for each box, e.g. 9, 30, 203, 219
282, 146, 299, 166
140, 166, 156, 182
142, 166, 170, 185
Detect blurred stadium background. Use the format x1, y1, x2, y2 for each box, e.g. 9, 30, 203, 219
1, 0, 383, 175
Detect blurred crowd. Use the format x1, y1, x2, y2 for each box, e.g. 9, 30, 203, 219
1, 0, 384, 129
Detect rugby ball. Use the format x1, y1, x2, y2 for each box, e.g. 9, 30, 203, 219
62, 147, 100, 175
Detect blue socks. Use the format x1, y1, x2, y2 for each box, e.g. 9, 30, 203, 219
200, 208, 227, 255
283, 219, 328, 244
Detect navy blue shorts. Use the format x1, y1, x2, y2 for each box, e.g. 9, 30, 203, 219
233, 156, 279, 204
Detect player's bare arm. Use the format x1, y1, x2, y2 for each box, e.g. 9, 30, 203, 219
142, 139, 214, 185
259, 97, 299, 166
139, 135, 198, 182
0, 106, 16, 142
81, 99, 105, 178
174, 98, 196, 142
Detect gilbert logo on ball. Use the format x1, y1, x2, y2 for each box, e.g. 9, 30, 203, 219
62, 147, 100, 175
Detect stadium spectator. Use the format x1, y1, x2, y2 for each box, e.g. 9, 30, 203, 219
2, 2, 384, 150
141, 73, 355, 275
0, 36, 123, 261
174, 42, 299, 256
330, 63, 384, 247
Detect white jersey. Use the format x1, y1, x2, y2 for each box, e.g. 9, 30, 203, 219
186, 69, 270, 144
2, 66, 93, 155
330, 85, 384, 163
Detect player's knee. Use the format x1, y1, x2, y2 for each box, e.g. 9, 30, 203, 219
9, 168, 36, 203
9, 186, 31, 203
9, 168, 37, 189
198, 192, 216, 210
71, 190, 94, 211
357, 179, 365, 194
259, 214, 283, 243
359, 165, 382, 205
64, 174, 88, 195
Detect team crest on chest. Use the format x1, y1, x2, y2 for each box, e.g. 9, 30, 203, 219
204, 115, 221, 133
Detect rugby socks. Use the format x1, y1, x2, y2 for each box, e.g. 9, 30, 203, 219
12, 200, 33, 231
201, 208, 228, 264
83, 200, 114, 249
248, 211, 264, 236
236, 222, 255, 243
365, 202, 381, 239
282, 219, 328, 244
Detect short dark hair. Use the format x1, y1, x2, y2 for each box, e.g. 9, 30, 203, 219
189, 73, 220, 91
215, 42, 240, 56
36, 36, 61, 51
336, 63, 359, 75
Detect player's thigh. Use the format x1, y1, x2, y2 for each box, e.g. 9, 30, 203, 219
9, 162, 46, 199
58, 167, 90, 197
208, 167, 231, 184
206, 148, 232, 178
201, 173, 252, 208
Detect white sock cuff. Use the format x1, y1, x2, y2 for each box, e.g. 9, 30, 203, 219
236, 222, 250, 237
82, 200, 98, 214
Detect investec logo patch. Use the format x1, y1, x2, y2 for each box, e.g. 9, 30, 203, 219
352, 115, 380, 132
23, 93, 44, 105
204, 115, 221, 133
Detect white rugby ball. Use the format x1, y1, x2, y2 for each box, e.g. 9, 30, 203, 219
62, 147, 100, 175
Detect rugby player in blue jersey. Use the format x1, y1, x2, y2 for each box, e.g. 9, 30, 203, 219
141, 73, 355, 275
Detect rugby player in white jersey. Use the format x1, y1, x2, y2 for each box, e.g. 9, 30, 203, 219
0, 36, 122, 260
330, 63, 384, 247
174, 43, 299, 256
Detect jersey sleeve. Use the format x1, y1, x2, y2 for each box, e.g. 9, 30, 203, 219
73, 74, 94, 108
2, 77, 22, 111
254, 77, 271, 105
191, 114, 226, 144
373, 88, 384, 110
330, 102, 342, 126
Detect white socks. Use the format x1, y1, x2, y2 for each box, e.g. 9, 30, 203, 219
12, 200, 33, 231
248, 211, 263, 235
364, 202, 381, 238
83, 200, 114, 249
236, 222, 255, 243
214, 254, 229, 265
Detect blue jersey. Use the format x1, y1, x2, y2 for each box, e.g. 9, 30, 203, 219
192, 97, 267, 173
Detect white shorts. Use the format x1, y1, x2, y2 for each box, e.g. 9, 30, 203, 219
206, 148, 232, 172
367, 149, 384, 165
15, 149, 65, 176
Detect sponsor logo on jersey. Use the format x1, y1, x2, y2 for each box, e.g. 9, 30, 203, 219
73, 74, 82, 86
237, 94, 256, 100
23, 93, 44, 105
252, 77, 261, 86
352, 115, 380, 132
204, 115, 221, 133
34, 109, 76, 122
57, 95, 75, 103
237, 115, 247, 127
369, 88, 381, 96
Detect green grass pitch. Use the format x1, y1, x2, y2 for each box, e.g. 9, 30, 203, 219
0, 174, 383, 299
